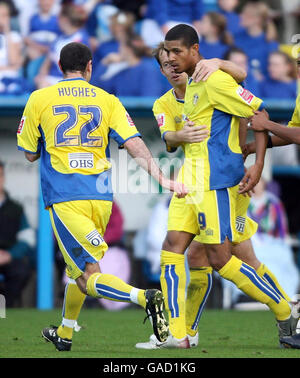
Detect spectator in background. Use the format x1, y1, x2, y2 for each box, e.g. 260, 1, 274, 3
86, 0, 119, 51
24, 0, 61, 61
218, 0, 243, 37
35, 3, 89, 89
140, 0, 203, 48
224, 47, 261, 96
260, 51, 298, 100
92, 11, 135, 69
0, 161, 35, 307
234, 1, 279, 80
92, 33, 164, 97
198, 12, 233, 60
0, 1, 25, 94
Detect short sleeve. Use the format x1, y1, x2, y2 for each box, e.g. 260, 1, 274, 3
17, 92, 41, 154
108, 96, 141, 148
288, 96, 300, 128
153, 98, 178, 152
205, 70, 264, 118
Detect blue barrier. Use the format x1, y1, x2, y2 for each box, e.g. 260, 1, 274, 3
37, 183, 54, 310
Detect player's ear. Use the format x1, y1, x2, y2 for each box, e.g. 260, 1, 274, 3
191, 43, 199, 56
58, 60, 63, 73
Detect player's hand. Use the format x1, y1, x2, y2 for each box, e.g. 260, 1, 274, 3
249, 109, 270, 132
238, 164, 263, 195
0, 250, 12, 266
177, 122, 209, 143
161, 178, 189, 198
242, 141, 256, 161
192, 58, 221, 82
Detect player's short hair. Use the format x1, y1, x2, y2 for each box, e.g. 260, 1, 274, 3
59, 42, 92, 74
0, 161, 4, 170
152, 42, 165, 68
165, 24, 199, 48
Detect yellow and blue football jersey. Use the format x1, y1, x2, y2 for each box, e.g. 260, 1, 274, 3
153, 88, 185, 153
17, 78, 140, 208
182, 70, 264, 192
288, 93, 300, 129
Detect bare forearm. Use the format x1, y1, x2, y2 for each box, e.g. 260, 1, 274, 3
271, 135, 292, 147
124, 137, 164, 184
219, 59, 247, 83
164, 131, 181, 147
254, 130, 268, 166
239, 118, 248, 148
264, 121, 300, 145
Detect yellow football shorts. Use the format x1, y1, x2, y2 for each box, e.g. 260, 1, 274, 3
168, 184, 257, 244
49, 199, 112, 280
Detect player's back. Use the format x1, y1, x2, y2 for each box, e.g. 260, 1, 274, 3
36, 78, 114, 175
17, 78, 140, 207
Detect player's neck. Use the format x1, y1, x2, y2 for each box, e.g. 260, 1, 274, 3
173, 85, 185, 99
186, 57, 202, 78
63, 72, 86, 80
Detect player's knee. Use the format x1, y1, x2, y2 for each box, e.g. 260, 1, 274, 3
187, 242, 208, 268
162, 231, 194, 254
205, 244, 231, 271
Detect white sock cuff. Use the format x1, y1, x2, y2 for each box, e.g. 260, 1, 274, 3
67, 278, 77, 284
130, 288, 140, 305
62, 318, 76, 328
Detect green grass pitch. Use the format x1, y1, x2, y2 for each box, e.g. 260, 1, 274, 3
1, 308, 300, 358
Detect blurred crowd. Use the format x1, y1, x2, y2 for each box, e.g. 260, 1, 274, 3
0, 0, 299, 99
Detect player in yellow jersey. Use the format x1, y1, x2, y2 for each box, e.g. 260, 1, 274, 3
17, 42, 189, 351
242, 60, 300, 349
136, 43, 296, 349
152, 24, 300, 349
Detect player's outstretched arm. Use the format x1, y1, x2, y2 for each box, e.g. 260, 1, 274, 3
124, 137, 188, 198
192, 58, 247, 83
24, 152, 40, 163
251, 110, 300, 145
164, 121, 209, 147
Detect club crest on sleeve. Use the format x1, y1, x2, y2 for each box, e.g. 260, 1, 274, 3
237, 86, 254, 105
156, 113, 165, 128
126, 112, 135, 127
17, 116, 26, 134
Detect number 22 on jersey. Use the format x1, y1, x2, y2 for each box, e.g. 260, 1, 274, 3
53, 104, 103, 147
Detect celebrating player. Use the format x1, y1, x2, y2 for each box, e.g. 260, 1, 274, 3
136, 43, 297, 349
148, 24, 299, 349
16, 42, 189, 351
243, 56, 300, 349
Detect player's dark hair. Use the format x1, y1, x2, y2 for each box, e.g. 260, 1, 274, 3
59, 42, 92, 74
152, 42, 165, 68
165, 24, 199, 48
0, 161, 4, 170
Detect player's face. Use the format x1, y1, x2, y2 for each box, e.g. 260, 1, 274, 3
164, 40, 197, 76
159, 50, 187, 87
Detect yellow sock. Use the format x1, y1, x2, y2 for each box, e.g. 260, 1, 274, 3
219, 256, 291, 321
57, 280, 86, 340
86, 273, 146, 308
160, 250, 186, 340
256, 263, 291, 302
186, 267, 213, 337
